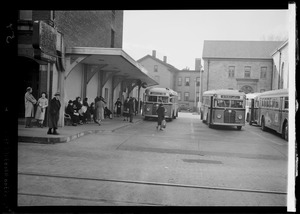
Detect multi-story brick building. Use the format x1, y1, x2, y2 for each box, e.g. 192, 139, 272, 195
174, 59, 202, 111
17, 10, 157, 126
201, 40, 284, 96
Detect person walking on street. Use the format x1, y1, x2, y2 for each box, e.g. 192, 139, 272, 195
34, 92, 48, 128
123, 97, 130, 121
156, 103, 165, 131
47, 92, 61, 135
139, 98, 143, 114
114, 98, 122, 117
95, 96, 105, 125
128, 97, 135, 123
24, 87, 37, 128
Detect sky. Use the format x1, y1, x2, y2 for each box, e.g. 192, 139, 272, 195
122, 10, 289, 70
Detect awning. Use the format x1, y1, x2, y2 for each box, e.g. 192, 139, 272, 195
65, 47, 158, 87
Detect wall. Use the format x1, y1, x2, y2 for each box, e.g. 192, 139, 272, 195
65, 64, 83, 103
86, 72, 98, 104
202, 58, 273, 93
54, 11, 123, 48
139, 57, 173, 89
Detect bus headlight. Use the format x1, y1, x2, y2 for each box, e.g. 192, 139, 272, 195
238, 115, 243, 120
146, 108, 150, 112
217, 114, 222, 119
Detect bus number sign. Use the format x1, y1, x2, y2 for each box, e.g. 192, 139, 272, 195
221, 95, 240, 99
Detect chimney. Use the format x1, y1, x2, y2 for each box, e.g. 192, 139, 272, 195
163, 56, 167, 63
152, 50, 156, 58
195, 58, 202, 71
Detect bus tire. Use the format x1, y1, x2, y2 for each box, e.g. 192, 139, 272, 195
208, 123, 213, 128
282, 121, 288, 141
261, 117, 267, 131
144, 116, 148, 121
249, 120, 253, 125
237, 126, 242, 130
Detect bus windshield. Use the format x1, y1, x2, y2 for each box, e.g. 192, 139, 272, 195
147, 96, 168, 103
215, 99, 243, 108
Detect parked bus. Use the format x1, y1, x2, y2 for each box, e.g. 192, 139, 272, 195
245, 93, 260, 125
256, 89, 288, 141
143, 87, 179, 121
200, 89, 246, 130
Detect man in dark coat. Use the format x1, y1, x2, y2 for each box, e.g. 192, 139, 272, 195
47, 92, 61, 135
128, 97, 135, 123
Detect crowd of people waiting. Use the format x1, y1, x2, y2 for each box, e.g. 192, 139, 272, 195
24, 86, 143, 129
65, 96, 143, 126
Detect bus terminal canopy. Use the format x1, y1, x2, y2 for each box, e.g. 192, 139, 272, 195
66, 47, 158, 87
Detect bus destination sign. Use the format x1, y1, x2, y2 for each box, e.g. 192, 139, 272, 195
220, 95, 241, 99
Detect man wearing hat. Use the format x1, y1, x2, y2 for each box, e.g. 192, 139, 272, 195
47, 92, 61, 135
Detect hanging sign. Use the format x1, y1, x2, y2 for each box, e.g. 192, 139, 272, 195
32, 20, 57, 62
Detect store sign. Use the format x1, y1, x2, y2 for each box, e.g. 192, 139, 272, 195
32, 20, 57, 62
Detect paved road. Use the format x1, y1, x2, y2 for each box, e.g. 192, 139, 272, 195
18, 112, 288, 206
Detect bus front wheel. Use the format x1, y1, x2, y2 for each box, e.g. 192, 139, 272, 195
282, 121, 288, 141
237, 126, 242, 130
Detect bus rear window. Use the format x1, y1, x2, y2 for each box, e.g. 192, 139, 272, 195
147, 96, 157, 102
147, 96, 168, 103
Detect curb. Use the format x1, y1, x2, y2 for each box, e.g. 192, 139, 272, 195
18, 119, 143, 144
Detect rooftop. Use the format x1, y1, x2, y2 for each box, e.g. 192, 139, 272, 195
202, 40, 284, 60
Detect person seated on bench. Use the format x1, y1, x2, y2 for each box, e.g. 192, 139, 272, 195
104, 107, 113, 119
65, 100, 80, 126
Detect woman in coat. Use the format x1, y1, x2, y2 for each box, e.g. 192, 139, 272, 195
24, 87, 37, 128
47, 92, 61, 135
35, 92, 48, 128
95, 96, 105, 125
156, 103, 165, 131
114, 98, 122, 117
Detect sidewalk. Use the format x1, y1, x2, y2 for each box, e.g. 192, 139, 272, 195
18, 115, 144, 144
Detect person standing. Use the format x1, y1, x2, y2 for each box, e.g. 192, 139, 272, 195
128, 97, 135, 123
139, 98, 143, 114
156, 103, 165, 131
95, 96, 105, 125
47, 92, 61, 135
114, 98, 122, 117
34, 92, 48, 128
24, 87, 37, 128
134, 98, 138, 115
123, 97, 130, 121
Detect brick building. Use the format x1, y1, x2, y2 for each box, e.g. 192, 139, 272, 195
201, 40, 284, 96
18, 10, 157, 126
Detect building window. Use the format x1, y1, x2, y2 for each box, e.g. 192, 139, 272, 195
228, 66, 235, 78
19, 10, 32, 20
154, 65, 158, 72
196, 77, 200, 86
185, 77, 190, 86
110, 29, 115, 48
244, 66, 251, 78
196, 92, 200, 102
178, 92, 181, 101
178, 77, 182, 86
184, 92, 189, 101
154, 75, 160, 83
260, 67, 267, 79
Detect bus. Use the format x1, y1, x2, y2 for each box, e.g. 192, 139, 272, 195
256, 89, 288, 141
245, 93, 260, 125
143, 87, 179, 121
200, 89, 246, 130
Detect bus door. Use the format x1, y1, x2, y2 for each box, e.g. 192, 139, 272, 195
209, 96, 214, 124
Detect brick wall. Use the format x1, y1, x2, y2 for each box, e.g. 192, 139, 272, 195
202, 58, 273, 93
53, 11, 123, 48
